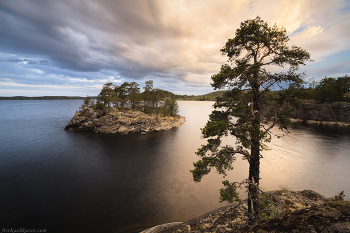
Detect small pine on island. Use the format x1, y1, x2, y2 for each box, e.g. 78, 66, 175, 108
65, 81, 185, 134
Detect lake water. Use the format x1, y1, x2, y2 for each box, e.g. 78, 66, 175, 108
1, 100, 349, 233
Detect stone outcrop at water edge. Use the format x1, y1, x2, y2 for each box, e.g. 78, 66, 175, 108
64, 107, 186, 134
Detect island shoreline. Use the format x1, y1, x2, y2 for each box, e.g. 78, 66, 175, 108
65, 107, 186, 134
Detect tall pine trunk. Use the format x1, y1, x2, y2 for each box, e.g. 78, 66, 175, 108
248, 77, 261, 223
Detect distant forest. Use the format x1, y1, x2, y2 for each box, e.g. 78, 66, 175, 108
0, 96, 88, 100
0, 91, 225, 101
270, 76, 350, 103
1, 76, 349, 103
175, 90, 227, 101
177, 75, 350, 102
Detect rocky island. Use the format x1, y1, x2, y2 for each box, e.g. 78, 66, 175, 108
65, 80, 186, 134
65, 107, 186, 134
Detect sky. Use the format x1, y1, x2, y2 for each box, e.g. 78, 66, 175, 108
1, 0, 350, 97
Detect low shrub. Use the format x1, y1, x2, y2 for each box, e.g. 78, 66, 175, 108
95, 103, 105, 110
332, 191, 346, 201
259, 191, 278, 220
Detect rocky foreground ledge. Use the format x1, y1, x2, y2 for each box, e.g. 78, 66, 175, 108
64, 107, 185, 134
142, 190, 350, 233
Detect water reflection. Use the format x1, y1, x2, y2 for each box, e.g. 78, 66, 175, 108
259, 121, 350, 197
0, 100, 349, 233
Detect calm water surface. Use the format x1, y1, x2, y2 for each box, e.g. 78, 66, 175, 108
0, 100, 349, 232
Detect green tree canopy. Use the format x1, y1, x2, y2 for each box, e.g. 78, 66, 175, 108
114, 81, 141, 109
315, 76, 350, 102
127, 82, 141, 109
115, 82, 130, 107
143, 80, 154, 113
98, 82, 117, 107
162, 97, 179, 117
95, 80, 180, 117
191, 16, 311, 223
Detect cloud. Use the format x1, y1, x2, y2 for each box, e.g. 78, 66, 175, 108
292, 26, 324, 40
290, 19, 350, 62
307, 59, 350, 78
0, 0, 349, 96
32, 69, 44, 74
0, 58, 49, 65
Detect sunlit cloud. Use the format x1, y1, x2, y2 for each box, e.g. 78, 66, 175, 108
0, 0, 349, 96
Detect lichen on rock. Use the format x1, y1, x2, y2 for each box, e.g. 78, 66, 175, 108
148, 190, 350, 233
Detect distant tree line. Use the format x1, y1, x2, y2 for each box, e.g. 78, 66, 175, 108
285, 76, 350, 103
82, 80, 179, 117
174, 76, 350, 103
0, 96, 87, 100
175, 91, 227, 101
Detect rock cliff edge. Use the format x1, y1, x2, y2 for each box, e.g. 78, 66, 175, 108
143, 190, 350, 233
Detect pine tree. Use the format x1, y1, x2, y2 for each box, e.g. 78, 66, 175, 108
191, 16, 311, 223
